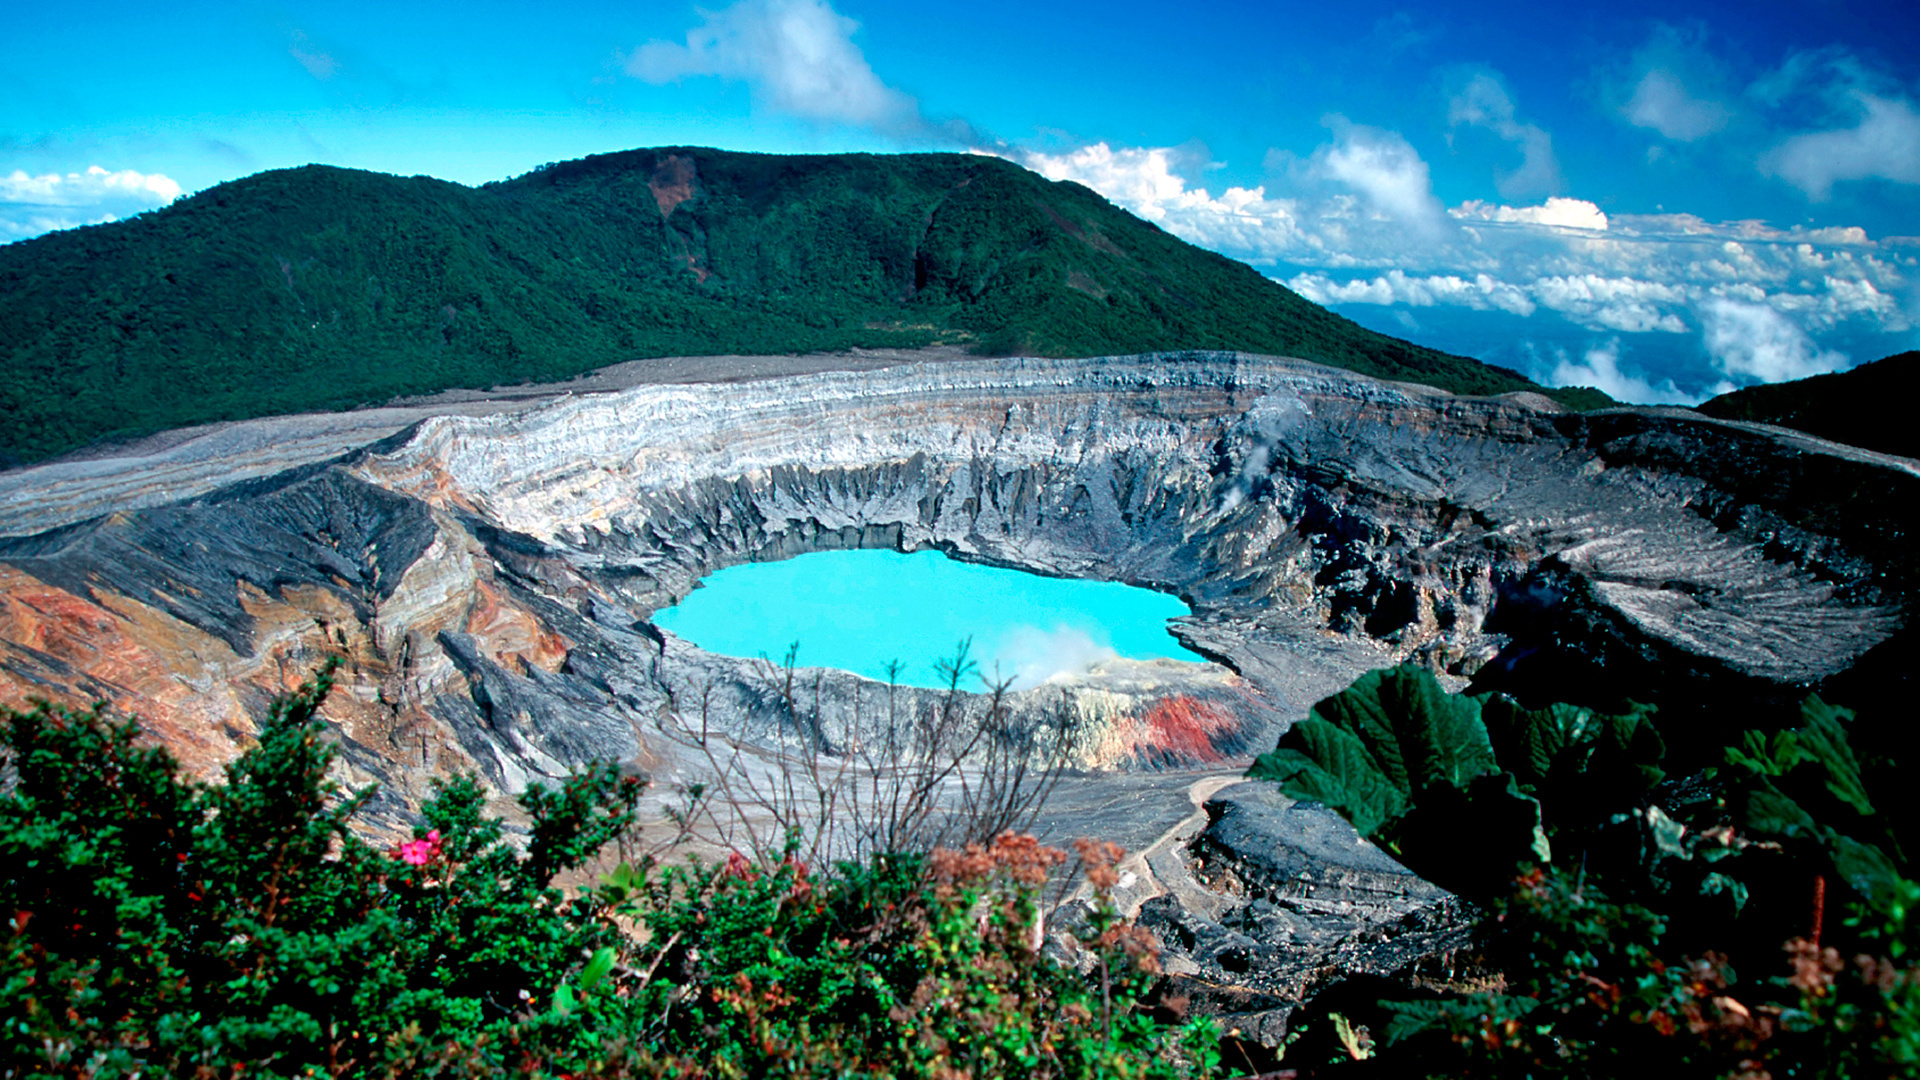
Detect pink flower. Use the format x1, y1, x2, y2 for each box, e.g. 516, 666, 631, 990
722, 850, 756, 881
396, 828, 443, 867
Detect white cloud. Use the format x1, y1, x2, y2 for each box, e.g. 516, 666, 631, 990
1453, 197, 1608, 232
0, 166, 183, 242
1447, 71, 1563, 198
287, 29, 341, 81
1024, 127, 1465, 269
1288, 269, 1537, 316
1532, 275, 1693, 333
1006, 133, 1906, 390
1611, 26, 1735, 142
1019, 125, 1459, 267
1019, 142, 1312, 264
1, 165, 181, 206
1626, 69, 1732, 142
1314, 118, 1448, 232
1543, 340, 1704, 405
1289, 268, 1696, 334
626, 0, 922, 133
1701, 298, 1848, 383
1763, 92, 1920, 200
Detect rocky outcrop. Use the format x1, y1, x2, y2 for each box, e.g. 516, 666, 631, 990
1139, 783, 1473, 1044
0, 350, 1912, 1039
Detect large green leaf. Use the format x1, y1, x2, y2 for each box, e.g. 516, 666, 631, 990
1740, 784, 1821, 838
1795, 698, 1875, 819
1250, 721, 1409, 838
1726, 697, 1872, 818
1294, 665, 1498, 797
1386, 770, 1552, 885
1378, 995, 1540, 1049
1482, 696, 1664, 810
1250, 666, 1541, 897
1832, 834, 1906, 915
1727, 695, 1909, 914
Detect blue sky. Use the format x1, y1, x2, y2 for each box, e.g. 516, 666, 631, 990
4, 0, 1917, 403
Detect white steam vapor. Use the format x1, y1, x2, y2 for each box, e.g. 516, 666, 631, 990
990, 626, 1119, 691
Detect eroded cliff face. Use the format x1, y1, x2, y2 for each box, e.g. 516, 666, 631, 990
1, 352, 1910, 823
1, 350, 1911, 1041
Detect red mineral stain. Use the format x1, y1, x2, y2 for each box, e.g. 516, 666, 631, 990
1138, 694, 1235, 764
464, 578, 571, 674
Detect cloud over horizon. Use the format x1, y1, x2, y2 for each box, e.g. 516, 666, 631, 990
1020, 128, 1909, 403
1542, 339, 1704, 405
1701, 297, 1849, 383
0, 166, 182, 242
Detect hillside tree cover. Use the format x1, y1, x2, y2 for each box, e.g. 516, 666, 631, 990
0, 148, 1600, 465
1697, 351, 1919, 461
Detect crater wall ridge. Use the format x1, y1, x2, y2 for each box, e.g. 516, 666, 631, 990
1, 349, 1911, 1044
0, 352, 1909, 824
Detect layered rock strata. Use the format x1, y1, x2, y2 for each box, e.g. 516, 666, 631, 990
0, 350, 1912, 1039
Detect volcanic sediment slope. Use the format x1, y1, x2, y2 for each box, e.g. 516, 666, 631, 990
0, 351, 1908, 814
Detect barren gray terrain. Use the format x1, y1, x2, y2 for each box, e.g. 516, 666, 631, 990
2, 348, 1912, 1041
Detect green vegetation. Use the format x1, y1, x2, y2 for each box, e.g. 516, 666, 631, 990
7, 652, 1915, 1076
1696, 351, 1918, 461
1531, 384, 1617, 412
0, 147, 1589, 465
1252, 665, 1918, 1077
0, 663, 1215, 1078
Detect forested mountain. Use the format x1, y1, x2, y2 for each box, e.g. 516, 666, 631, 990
1696, 351, 1918, 461
0, 147, 1581, 464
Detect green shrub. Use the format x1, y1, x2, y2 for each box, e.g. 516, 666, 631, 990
0, 660, 648, 1077
0, 663, 1215, 1078
1252, 668, 1920, 1078
576, 830, 1217, 1078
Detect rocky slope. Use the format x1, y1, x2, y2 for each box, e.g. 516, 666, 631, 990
0, 350, 1911, 1040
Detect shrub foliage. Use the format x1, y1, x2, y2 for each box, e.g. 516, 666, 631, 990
1253, 665, 1919, 1077
0, 663, 1214, 1078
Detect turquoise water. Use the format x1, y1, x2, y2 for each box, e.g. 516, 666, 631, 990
652, 549, 1205, 690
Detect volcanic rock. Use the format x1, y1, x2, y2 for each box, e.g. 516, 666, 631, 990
0, 349, 1912, 1041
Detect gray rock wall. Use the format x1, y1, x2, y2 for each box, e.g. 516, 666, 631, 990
1, 349, 1911, 1045
2, 351, 1911, 811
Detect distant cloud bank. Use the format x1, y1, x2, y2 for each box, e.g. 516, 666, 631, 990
1018, 129, 1911, 404
0, 166, 182, 242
